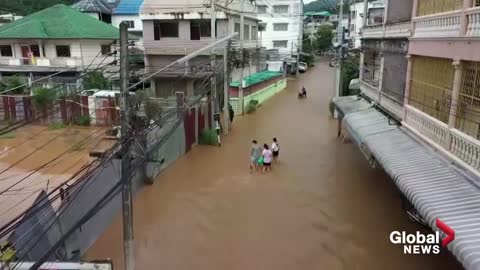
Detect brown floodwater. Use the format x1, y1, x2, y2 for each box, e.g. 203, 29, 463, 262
85, 60, 463, 270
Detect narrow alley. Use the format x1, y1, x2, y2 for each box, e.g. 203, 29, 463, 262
86, 60, 463, 270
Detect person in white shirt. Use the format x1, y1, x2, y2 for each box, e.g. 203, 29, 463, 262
262, 143, 273, 173
271, 137, 279, 163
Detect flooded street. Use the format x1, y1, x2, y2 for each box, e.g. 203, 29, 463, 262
86, 60, 463, 270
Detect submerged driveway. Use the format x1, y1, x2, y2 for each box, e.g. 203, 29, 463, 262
86, 60, 462, 270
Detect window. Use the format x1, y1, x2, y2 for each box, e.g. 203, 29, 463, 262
273, 40, 288, 48
101, 45, 111, 55
259, 23, 266, 31
30, 45, 40, 57
257, 5, 267, 14
56, 45, 71, 57
0, 45, 12, 57
251, 26, 257, 40
190, 20, 211, 40
273, 23, 288, 31
244, 25, 250, 40
153, 21, 179, 40
273, 5, 289, 14
125, 20, 135, 28
234, 22, 241, 34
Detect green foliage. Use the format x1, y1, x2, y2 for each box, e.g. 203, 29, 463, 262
32, 88, 56, 113
74, 115, 91, 126
0, 0, 76, 16
315, 24, 334, 53
342, 53, 360, 96
300, 53, 315, 67
0, 132, 15, 139
199, 128, 218, 145
246, 99, 259, 114
0, 75, 26, 95
145, 99, 162, 120
48, 122, 67, 130
304, 0, 337, 13
84, 71, 110, 90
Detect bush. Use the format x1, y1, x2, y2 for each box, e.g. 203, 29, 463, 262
6, 75, 26, 95
32, 88, 56, 114
48, 122, 66, 130
84, 71, 110, 90
246, 99, 259, 114
74, 115, 91, 126
199, 128, 218, 145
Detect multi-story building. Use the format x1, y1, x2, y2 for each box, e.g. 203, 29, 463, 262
256, 0, 303, 72
140, 0, 260, 97
0, 4, 119, 81
349, 0, 385, 48
360, 0, 412, 119
335, 1, 480, 269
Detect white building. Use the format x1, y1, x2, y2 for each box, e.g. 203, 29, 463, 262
111, 0, 144, 38
256, 0, 303, 72
349, 0, 384, 48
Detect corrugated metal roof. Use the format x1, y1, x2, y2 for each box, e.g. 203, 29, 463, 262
343, 109, 480, 270
114, 0, 144, 14
332, 95, 372, 117
71, 0, 113, 14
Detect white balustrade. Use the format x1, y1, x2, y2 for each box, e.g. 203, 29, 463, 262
405, 105, 449, 147
450, 129, 480, 170
413, 12, 461, 38
466, 8, 480, 36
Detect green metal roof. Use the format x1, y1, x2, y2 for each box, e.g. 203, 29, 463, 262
230, 70, 282, 88
0, 4, 120, 39
304, 11, 332, 17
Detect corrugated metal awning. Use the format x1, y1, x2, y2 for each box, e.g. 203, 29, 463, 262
332, 95, 372, 117
343, 108, 480, 270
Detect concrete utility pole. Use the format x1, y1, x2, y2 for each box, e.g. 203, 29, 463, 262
119, 22, 135, 270
239, 0, 245, 115
223, 41, 230, 135
211, 0, 217, 126
337, 0, 344, 97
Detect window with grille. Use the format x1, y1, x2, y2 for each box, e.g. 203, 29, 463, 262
244, 25, 250, 40
234, 22, 241, 39
101, 45, 111, 55
273, 5, 289, 14
409, 56, 454, 123
362, 50, 381, 88
456, 61, 480, 139
273, 40, 288, 48
125, 20, 135, 28
0, 45, 12, 57
190, 20, 211, 40
153, 21, 179, 40
416, 0, 463, 16
258, 5, 267, 14
273, 23, 288, 31
56, 45, 71, 57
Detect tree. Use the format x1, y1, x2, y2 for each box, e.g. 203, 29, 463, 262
84, 71, 110, 90
304, 0, 337, 13
31, 88, 56, 121
315, 24, 334, 54
342, 53, 360, 96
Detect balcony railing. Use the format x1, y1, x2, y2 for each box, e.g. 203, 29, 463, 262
413, 11, 462, 38
0, 57, 82, 68
404, 104, 480, 172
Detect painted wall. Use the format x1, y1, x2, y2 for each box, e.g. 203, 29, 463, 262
112, 15, 143, 33
386, 0, 413, 24
229, 78, 287, 114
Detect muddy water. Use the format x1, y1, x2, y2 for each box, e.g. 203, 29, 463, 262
86, 60, 463, 270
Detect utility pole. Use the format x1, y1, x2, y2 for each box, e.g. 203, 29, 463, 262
119, 22, 134, 270
239, 0, 245, 115
336, 0, 344, 98
223, 41, 230, 135
210, 0, 217, 126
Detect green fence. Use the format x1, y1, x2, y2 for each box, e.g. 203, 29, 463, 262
229, 78, 287, 115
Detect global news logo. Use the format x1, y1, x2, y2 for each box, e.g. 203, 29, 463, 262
389, 218, 455, 255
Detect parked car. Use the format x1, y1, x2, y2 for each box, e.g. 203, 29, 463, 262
299, 62, 308, 73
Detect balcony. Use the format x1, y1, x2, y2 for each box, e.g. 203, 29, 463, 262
412, 6, 480, 38
0, 57, 83, 72
362, 21, 411, 39
360, 80, 404, 120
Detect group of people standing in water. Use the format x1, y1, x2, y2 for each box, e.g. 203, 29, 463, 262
250, 138, 280, 173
